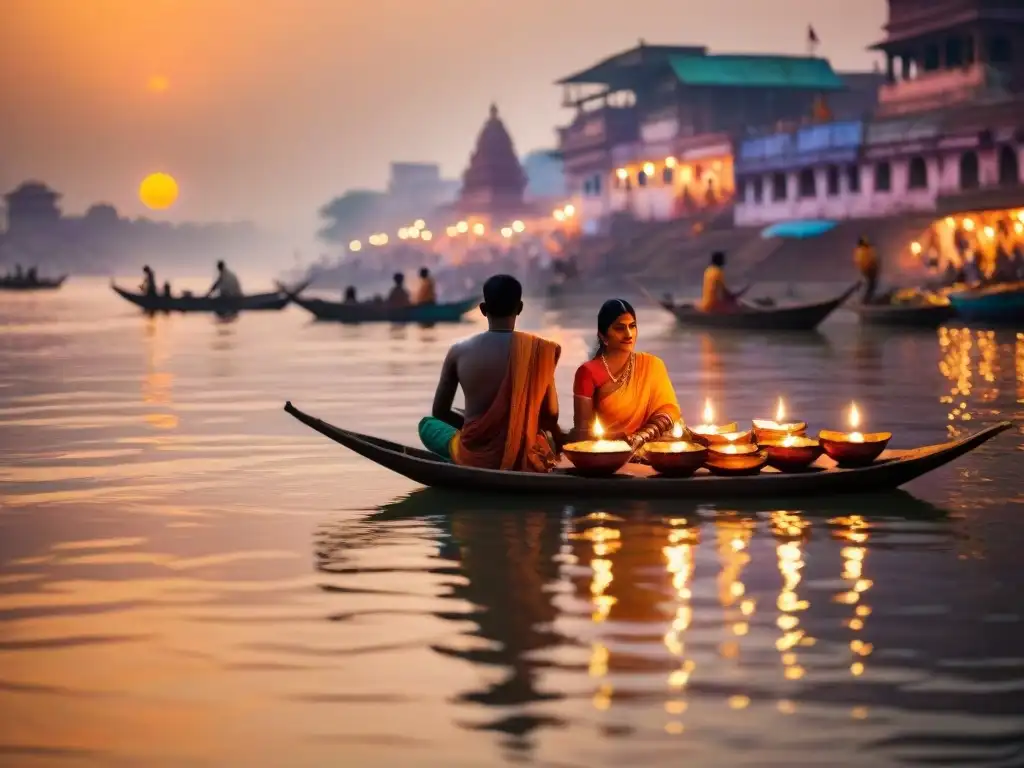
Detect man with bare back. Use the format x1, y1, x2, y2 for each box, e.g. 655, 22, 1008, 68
418, 274, 562, 472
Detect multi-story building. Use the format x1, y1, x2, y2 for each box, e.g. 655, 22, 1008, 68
553, 42, 877, 234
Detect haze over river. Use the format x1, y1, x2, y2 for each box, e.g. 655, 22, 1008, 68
1, 279, 1022, 767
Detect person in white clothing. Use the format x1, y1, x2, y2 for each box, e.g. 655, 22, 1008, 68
206, 260, 243, 298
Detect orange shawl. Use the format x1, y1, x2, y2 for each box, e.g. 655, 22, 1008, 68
595, 352, 681, 436
450, 332, 560, 472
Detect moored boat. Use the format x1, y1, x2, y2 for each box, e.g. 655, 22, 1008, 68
0, 275, 67, 291
947, 282, 1024, 325
111, 282, 295, 313
283, 401, 1011, 500
853, 296, 954, 328
661, 283, 859, 332
290, 294, 478, 324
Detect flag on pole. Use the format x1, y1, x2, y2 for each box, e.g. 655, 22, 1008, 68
807, 25, 820, 55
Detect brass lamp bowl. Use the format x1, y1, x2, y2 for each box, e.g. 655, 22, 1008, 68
704, 443, 768, 476
759, 436, 823, 471
645, 440, 709, 477
690, 423, 750, 447
562, 440, 633, 477
752, 419, 808, 443
818, 430, 892, 468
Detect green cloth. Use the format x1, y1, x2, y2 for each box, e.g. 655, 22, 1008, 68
418, 416, 456, 461
669, 55, 844, 90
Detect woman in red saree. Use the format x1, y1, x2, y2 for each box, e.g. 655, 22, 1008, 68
572, 299, 682, 452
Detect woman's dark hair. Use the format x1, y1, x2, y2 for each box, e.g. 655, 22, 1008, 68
594, 298, 636, 356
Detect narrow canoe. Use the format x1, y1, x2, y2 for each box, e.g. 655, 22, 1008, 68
0, 275, 67, 291
283, 401, 1011, 500
948, 283, 1024, 325
111, 283, 292, 313
665, 283, 859, 331
854, 299, 954, 328
290, 294, 478, 324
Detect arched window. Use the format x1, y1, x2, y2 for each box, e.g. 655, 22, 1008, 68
959, 151, 980, 190
826, 165, 840, 196
874, 161, 892, 192
798, 169, 817, 199
998, 145, 1019, 186
771, 173, 788, 201
908, 156, 928, 190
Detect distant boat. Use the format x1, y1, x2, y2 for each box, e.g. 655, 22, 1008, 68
110, 282, 299, 314
948, 282, 1024, 325
288, 293, 479, 324
0, 275, 67, 291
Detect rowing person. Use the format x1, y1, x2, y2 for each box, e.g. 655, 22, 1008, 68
140, 265, 157, 297
419, 274, 561, 472
572, 298, 681, 455
206, 260, 243, 298
413, 267, 436, 305
699, 251, 740, 312
854, 236, 879, 304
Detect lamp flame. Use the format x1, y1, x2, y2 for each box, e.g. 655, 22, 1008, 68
671, 421, 684, 439
775, 397, 786, 423
592, 417, 605, 439
702, 398, 714, 425
848, 402, 861, 430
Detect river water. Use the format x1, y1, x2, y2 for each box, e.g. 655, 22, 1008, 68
1, 279, 1022, 767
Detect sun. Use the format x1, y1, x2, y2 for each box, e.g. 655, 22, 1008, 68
139, 172, 179, 210
146, 75, 170, 93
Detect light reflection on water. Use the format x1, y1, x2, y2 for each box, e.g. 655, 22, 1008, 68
0, 279, 1022, 767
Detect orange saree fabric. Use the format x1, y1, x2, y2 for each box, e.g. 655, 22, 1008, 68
450, 332, 560, 472
595, 352, 681, 436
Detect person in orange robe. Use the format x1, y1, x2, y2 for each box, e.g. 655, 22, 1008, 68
419, 274, 561, 472
699, 251, 740, 312
413, 267, 437, 305
572, 298, 682, 454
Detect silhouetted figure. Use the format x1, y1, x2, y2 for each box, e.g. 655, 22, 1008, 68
387, 272, 410, 307
206, 260, 242, 298
854, 236, 879, 304
343, 285, 357, 303
14, 264, 23, 280
162, 281, 172, 298
141, 265, 157, 296
26, 267, 37, 283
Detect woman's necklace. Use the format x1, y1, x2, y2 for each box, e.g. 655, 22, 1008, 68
601, 352, 633, 384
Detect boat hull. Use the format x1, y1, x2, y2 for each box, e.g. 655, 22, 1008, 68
0, 275, 67, 291
668, 284, 858, 331
111, 284, 290, 313
854, 301, 954, 328
948, 284, 1024, 324
292, 295, 478, 324
283, 402, 1011, 500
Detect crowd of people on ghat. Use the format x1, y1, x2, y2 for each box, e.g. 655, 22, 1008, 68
417, 273, 683, 473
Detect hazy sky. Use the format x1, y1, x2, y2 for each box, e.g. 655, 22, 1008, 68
0, 0, 887, 244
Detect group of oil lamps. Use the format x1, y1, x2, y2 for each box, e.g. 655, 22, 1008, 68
562, 398, 892, 477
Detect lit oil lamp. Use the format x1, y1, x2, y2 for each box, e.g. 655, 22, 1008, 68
646, 421, 708, 477
704, 442, 768, 476
819, 403, 892, 468
760, 433, 823, 472
689, 398, 750, 446
752, 397, 807, 443
562, 416, 634, 476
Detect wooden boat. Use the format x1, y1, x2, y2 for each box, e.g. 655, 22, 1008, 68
853, 298, 954, 328
660, 283, 859, 331
111, 282, 295, 313
948, 282, 1024, 325
284, 402, 1011, 500
0, 275, 67, 291
290, 294, 478, 324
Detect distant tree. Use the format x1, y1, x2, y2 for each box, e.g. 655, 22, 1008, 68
318, 190, 384, 243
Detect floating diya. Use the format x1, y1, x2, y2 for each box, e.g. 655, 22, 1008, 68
704, 442, 768, 476
752, 397, 807, 443
562, 417, 633, 476
819, 402, 891, 467
645, 421, 708, 477
760, 433, 823, 471
689, 398, 751, 446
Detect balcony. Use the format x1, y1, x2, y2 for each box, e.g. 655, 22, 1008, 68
557, 106, 639, 158
877, 63, 988, 116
